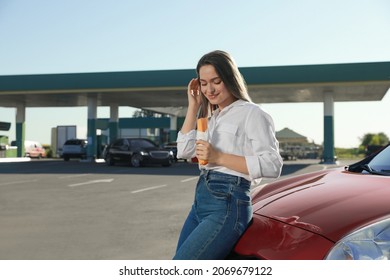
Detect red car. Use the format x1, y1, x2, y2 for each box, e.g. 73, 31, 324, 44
232, 144, 390, 260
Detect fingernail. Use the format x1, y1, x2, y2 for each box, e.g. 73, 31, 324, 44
191, 90, 194, 97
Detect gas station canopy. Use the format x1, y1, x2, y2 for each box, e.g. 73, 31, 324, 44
1, 61, 390, 111
1, 61, 390, 163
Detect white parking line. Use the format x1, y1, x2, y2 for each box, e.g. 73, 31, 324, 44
59, 174, 91, 179
68, 179, 114, 187
0, 179, 38, 186
131, 176, 198, 194
131, 184, 168, 194
180, 176, 198, 183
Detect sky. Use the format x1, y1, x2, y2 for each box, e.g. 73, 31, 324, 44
1, 0, 390, 148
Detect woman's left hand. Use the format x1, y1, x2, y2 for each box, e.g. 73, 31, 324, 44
195, 140, 221, 164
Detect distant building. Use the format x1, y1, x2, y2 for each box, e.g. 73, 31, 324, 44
276, 128, 320, 160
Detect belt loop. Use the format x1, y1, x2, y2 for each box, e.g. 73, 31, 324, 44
200, 169, 208, 179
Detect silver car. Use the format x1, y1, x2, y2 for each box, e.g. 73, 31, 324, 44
61, 139, 87, 161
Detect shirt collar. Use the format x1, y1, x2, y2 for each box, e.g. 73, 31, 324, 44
212, 99, 248, 116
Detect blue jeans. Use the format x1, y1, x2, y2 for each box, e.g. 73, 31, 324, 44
173, 170, 252, 260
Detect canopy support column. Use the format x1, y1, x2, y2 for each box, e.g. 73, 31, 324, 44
169, 115, 177, 143
15, 104, 26, 157
109, 104, 119, 144
323, 91, 335, 164
87, 96, 97, 161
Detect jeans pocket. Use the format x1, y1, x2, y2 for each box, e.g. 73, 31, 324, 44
205, 176, 231, 199
234, 199, 252, 235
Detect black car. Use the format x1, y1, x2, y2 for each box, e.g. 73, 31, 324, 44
163, 142, 179, 162
104, 138, 174, 167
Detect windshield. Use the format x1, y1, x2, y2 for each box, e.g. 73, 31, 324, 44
130, 139, 157, 149
347, 145, 390, 175
367, 145, 390, 173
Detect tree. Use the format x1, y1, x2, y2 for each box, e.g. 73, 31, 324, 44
132, 109, 168, 118
360, 132, 389, 147
358, 132, 389, 155
132, 109, 156, 118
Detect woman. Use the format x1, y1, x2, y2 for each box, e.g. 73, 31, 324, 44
173, 50, 283, 260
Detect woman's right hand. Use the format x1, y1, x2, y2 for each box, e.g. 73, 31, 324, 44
180, 78, 203, 134
187, 78, 202, 110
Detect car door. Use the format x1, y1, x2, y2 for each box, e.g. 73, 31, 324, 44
110, 139, 128, 162
121, 139, 132, 162
128, 139, 142, 157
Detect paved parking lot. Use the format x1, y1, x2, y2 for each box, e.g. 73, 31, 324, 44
0, 158, 352, 260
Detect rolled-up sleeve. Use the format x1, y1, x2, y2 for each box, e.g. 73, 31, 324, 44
176, 130, 197, 160
244, 108, 283, 180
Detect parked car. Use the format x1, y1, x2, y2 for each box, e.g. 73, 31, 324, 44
104, 138, 174, 167
279, 148, 297, 161
61, 139, 87, 161
230, 144, 390, 260
10, 140, 46, 158
163, 142, 179, 162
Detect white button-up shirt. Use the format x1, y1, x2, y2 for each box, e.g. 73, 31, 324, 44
176, 100, 283, 183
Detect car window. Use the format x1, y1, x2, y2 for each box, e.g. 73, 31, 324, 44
64, 139, 87, 146
112, 139, 125, 147
65, 140, 79, 145
130, 139, 156, 149
369, 145, 390, 172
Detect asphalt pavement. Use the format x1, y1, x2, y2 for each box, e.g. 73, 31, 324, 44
0, 158, 353, 260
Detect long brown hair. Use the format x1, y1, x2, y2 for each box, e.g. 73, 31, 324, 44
196, 50, 252, 118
